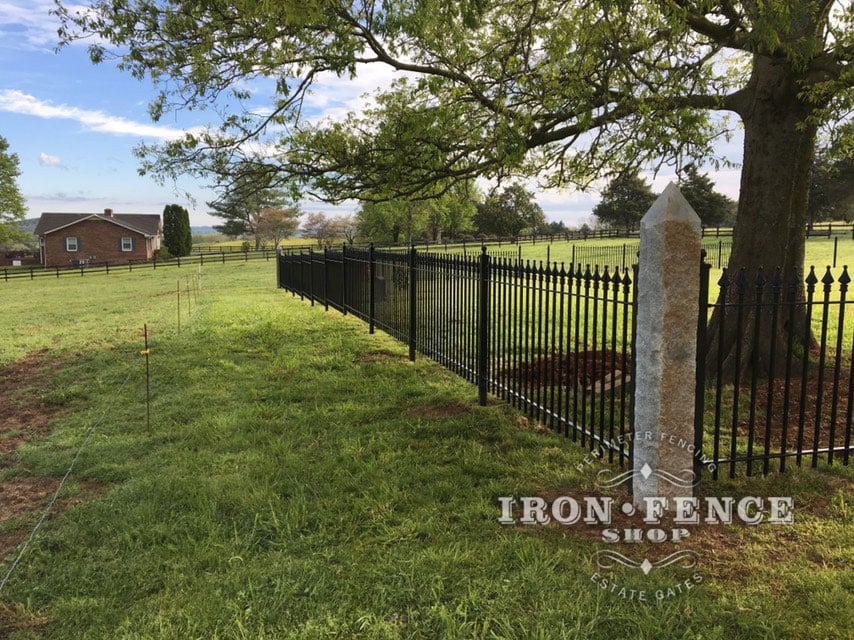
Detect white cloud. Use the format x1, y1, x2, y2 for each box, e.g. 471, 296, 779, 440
304, 63, 415, 124
0, 89, 202, 140
0, 1, 66, 49
38, 152, 62, 167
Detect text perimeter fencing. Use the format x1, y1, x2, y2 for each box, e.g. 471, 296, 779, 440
278, 245, 853, 481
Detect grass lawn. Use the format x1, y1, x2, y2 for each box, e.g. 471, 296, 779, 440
0, 261, 851, 638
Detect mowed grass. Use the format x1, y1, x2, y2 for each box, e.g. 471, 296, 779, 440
0, 262, 851, 638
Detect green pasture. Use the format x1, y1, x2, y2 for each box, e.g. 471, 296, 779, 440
194, 237, 313, 251
0, 260, 851, 638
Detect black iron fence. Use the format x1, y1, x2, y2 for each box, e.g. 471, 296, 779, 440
278, 246, 853, 479
281, 246, 637, 466
699, 265, 854, 477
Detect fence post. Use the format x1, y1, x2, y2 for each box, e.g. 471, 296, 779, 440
408, 246, 417, 361
323, 247, 329, 311
833, 236, 838, 268
694, 252, 711, 483
633, 183, 702, 511
309, 247, 315, 306
477, 246, 491, 406
342, 243, 348, 316
369, 243, 376, 334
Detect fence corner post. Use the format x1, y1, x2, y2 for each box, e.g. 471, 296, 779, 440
477, 245, 491, 406
408, 245, 417, 361
633, 183, 702, 511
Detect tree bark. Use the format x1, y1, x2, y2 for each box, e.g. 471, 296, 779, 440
706, 53, 820, 382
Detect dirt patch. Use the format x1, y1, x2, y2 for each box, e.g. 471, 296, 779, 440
504, 350, 631, 390
0, 602, 51, 638
408, 403, 472, 419
0, 350, 79, 563
356, 350, 406, 363
0, 477, 105, 563
0, 476, 60, 523
0, 349, 65, 465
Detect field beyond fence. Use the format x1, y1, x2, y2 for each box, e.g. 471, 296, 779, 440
2, 248, 277, 282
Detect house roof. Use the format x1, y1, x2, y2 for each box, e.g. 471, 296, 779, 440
35, 213, 162, 238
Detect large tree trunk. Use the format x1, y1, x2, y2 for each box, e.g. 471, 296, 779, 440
706, 54, 819, 382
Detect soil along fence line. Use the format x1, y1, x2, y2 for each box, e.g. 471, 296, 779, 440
277, 193, 853, 483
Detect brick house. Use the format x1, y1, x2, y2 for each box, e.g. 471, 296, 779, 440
35, 209, 162, 268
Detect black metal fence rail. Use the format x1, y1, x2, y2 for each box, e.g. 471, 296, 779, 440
699, 265, 854, 477
278, 246, 636, 464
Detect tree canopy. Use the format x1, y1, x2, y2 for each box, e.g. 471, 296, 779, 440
0, 135, 26, 247
207, 166, 295, 249
809, 122, 854, 224
473, 183, 545, 237
57, 0, 852, 279
257, 207, 301, 247
356, 183, 478, 243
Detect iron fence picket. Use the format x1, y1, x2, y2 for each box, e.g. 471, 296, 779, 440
277, 246, 854, 479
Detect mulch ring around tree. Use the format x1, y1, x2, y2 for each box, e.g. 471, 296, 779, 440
727, 372, 852, 453
504, 350, 632, 390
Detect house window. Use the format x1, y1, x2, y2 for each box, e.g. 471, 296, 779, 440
65, 237, 78, 252
121, 237, 134, 252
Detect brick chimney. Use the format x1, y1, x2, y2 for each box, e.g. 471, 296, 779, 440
104, 208, 113, 217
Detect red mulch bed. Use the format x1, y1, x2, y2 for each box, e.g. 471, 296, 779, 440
504, 350, 632, 389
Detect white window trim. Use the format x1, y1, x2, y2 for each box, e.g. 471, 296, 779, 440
65, 237, 78, 252
121, 236, 133, 252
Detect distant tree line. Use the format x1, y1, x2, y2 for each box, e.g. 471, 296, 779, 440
200, 159, 850, 250
592, 167, 737, 234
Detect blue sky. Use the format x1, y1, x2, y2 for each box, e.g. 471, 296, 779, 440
0, 1, 744, 228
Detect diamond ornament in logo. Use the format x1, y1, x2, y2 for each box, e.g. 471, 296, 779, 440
640, 559, 653, 575
640, 463, 653, 479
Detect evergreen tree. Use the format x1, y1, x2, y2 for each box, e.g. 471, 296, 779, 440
162, 204, 192, 256
592, 173, 657, 234
679, 165, 736, 227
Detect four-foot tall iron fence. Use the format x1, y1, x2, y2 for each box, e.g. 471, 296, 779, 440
278, 245, 853, 479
